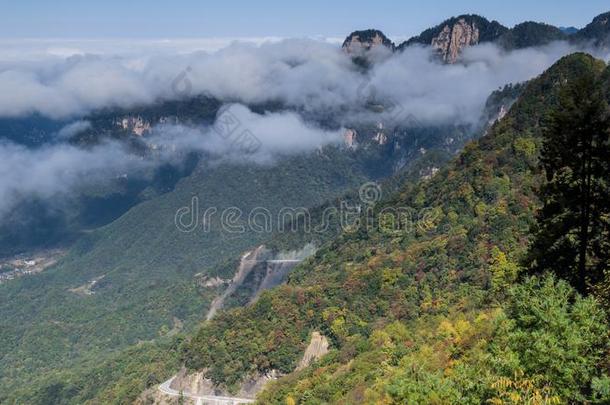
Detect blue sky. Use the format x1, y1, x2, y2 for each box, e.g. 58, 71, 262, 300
1, 0, 609, 39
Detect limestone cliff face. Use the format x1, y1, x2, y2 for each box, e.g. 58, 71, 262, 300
399, 15, 508, 63
342, 29, 395, 54
114, 115, 152, 136
431, 18, 481, 63
343, 128, 358, 149
296, 332, 330, 371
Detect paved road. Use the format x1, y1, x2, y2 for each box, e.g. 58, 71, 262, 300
243, 259, 302, 263
159, 377, 255, 404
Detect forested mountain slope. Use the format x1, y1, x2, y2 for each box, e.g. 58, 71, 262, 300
179, 53, 610, 404
2, 12, 609, 404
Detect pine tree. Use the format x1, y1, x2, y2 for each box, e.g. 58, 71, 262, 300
528, 71, 610, 294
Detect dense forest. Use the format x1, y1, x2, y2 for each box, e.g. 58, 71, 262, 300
182, 53, 610, 404
4, 52, 609, 405
1, 8, 610, 404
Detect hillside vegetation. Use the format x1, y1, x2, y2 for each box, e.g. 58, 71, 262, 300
179, 53, 610, 404
1, 15, 610, 402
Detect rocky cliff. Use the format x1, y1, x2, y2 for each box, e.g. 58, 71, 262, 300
342, 29, 395, 54
343, 11, 610, 64
143, 331, 329, 403
399, 15, 508, 63
431, 18, 480, 62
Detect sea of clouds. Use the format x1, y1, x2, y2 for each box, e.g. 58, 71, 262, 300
0, 37, 607, 219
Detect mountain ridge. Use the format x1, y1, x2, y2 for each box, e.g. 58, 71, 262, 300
1, 10, 609, 405
180, 52, 610, 403
342, 11, 610, 63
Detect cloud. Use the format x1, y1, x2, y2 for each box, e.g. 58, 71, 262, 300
0, 38, 607, 125
0, 104, 342, 218
0, 54, 156, 118
0, 37, 608, 221
359, 41, 595, 126
0, 37, 332, 62
147, 103, 344, 163
0, 139, 141, 218
0, 38, 352, 119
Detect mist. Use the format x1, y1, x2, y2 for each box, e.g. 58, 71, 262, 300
0, 104, 343, 218
149, 104, 344, 160
0, 38, 605, 124
0, 37, 608, 221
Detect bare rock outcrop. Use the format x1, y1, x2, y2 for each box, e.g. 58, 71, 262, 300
164, 366, 277, 400
431, 18, 481, 63
147, 331, 329, 403
398, 15, 508, 63
343, 129, 358, 149
205, 245, 268, 320
296, 331, 330, 371
342, 29, 395, 54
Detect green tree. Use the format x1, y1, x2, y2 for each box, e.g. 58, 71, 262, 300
502, 276, 609, 402
489, 247, 520, 294
528, 71, 610, 294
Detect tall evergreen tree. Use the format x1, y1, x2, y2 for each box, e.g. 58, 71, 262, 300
528, 71, 610, 294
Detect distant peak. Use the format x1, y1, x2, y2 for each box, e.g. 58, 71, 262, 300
342, 29, 395, 54
572, 11, 610, 48
497, 21, 566, 50
559, 26, 579, 35
398, 14, 507, 63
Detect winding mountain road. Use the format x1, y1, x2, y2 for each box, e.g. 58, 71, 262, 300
159, 377, 255, 404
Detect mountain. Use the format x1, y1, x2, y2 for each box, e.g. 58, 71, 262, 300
0, 95, 224, 257
496, 21, 567, 50
560, 26, 579, 35
3, 11, 610, 405
0, 53, 510, 401
0, 142, 461, 404
341, 29, 395, 54
572, 11, 610, 48
0, 114, 66, 146
0, 148, 369, 394
397, 14, 508, 62
167, 53, 609, 403
16, 52, 607, 405
342, 29, 396, 68
393, 16, 570, 60
0, 75, 479, 402
343, 11, 609, 64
